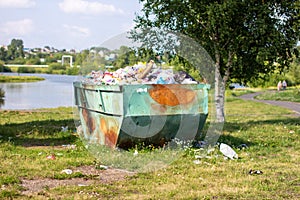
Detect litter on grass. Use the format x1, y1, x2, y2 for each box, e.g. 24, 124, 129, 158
219, 143, 238, 160
61, 169, 73, 175
46, 154, 56, 160
249, 169, 263, 175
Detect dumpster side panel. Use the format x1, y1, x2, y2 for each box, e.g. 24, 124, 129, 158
122, 84, 208, 116
117, 113, 208, 148
74, 82, 123, 147
74, 82, 210, 148
74, 82, 123, 115
77, 107, 122, 147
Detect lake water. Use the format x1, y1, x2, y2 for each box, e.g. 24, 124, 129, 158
0, 73, 80, 110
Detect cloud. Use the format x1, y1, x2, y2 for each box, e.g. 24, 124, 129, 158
63, 24, 90, 37
58, 0, 124, 15
0, 0, 36, 8
0, 19, 34, 35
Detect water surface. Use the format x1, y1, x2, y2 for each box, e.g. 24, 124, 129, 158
0, 73, 79, 110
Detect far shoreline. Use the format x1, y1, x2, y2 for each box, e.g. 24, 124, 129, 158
0, 74, 45, 83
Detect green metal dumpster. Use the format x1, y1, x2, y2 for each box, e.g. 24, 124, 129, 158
74, 82, 209, 149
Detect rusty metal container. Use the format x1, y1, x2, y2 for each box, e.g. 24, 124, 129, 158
73, 82, 209, 148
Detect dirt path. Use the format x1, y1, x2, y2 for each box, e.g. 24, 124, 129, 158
21, 166, 135, 196
239, 92, 300, 116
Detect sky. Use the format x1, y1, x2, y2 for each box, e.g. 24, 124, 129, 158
0, 0, 142, 50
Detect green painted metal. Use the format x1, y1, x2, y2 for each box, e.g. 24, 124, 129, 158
73, 81, 210, 148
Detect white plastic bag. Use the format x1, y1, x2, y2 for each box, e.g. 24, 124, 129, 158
220, 143, 238, 159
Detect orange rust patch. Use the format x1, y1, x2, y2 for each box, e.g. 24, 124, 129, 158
100, 118, 108, 133
100, 118, 118, 148
149, 85, 196, 106
82, 109, 95, 134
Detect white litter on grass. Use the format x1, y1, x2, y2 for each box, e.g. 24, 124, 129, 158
219, 143, 238, 160
78, 184, 88, 187
99, 165, 108, 170
207, 148, 215, 154
289, 130, 295, 134
61, 126, 68, 132
133, 150, 138, 156
195, 155, 205, 159
61, 169, 73, 174
193, 160, 201, 165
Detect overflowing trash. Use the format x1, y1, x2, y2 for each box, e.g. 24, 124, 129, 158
82, 60, 199, 85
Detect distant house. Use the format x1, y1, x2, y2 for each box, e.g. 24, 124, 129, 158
69, 49, 76, 54
23, 47, 31, 52
105, 53, 116, 61
43, 47, 51, 53
90, 49, 97, 54
99, 50, 104, 57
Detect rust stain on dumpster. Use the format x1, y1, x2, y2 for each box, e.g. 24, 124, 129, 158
149, 84, 196, 106
82, 109, 95, 134
100, 118, 118, 147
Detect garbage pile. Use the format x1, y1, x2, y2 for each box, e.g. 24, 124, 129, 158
82, 60, 198, 85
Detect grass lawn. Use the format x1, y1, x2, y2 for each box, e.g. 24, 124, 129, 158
254, 87, 300, 102
0, 95, 299, 199
0, 75, 45, 83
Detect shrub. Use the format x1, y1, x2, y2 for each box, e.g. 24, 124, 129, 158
48, 63, 66, 70
13, 57, 26, 64
25, 58, 40, 65
0, 88, 4, 99
17, 67, 36, 73
0, 61, 12, 72
67, 67, 79, 75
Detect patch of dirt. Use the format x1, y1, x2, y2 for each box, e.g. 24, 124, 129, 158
21, 166, 135, 196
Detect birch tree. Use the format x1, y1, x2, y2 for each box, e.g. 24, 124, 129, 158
131, 0, 300, 122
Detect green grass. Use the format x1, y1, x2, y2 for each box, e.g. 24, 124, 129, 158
0, 97, 299, 199
255, 88, 300, 102
226, 88, 255, 97
0, 75, 45, 83
8, 67, 49, 74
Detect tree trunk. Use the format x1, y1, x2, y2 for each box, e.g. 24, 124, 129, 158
214, 64, 226, 123
214, 50, 233, 123
203, 61, 226, 146
213, 45, 226, 123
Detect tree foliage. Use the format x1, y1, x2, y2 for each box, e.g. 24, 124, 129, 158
132, 0, 300, 122
0, 47, 7, 61
134, 0, 299, 82
7, 39, 24, 60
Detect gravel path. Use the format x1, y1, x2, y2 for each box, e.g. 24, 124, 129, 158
239, 92, 300, 116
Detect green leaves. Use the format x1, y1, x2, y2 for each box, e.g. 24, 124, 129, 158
132, 0, 300, 83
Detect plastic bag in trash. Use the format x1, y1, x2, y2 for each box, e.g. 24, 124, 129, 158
219, 143, 238, 159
